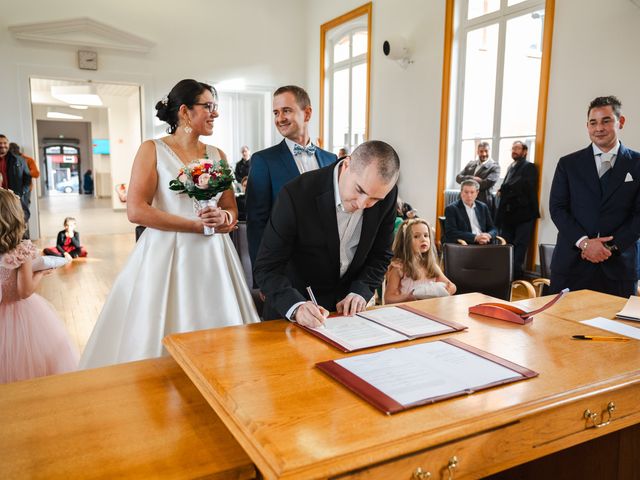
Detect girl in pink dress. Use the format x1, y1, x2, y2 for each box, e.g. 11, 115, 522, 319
0, 189, 78, 383
384, 218, 456, 305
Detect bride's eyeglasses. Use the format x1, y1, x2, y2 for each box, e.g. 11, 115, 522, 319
193, 102, 219, 113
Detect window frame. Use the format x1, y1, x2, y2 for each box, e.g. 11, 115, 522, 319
319, 3, 372, 153
436, 0, 555, 269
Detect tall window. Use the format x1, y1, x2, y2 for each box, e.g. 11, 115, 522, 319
450, 0, 546, 184
320, 3, 371, 155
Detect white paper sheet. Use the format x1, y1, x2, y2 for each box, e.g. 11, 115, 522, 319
310, 315, 408, 351
580, 317, 640, 340
615, 296, 640, 322
334, 341, 523, 406
358, 306, 454, 337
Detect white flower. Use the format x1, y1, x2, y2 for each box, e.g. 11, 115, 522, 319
196, 173, 211, 189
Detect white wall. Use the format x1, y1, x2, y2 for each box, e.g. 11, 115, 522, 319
4, 0, 640, 246
306, 0, 640, 253
1, 0, 307, 233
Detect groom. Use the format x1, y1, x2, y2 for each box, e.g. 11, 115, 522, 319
246, 85, 337, 269
254, 140, 399, 326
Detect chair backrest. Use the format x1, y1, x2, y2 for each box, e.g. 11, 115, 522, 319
538, 244, 555, 279
443, 243, 514, 300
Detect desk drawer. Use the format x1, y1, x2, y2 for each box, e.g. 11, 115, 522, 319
528, 380, 640, 448
338, 381, 640, 480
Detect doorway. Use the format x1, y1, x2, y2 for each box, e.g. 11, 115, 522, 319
29, 78, 142, 237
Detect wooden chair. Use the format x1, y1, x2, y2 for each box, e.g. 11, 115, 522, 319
443, 243, 535, 301
532, 243, 555, 296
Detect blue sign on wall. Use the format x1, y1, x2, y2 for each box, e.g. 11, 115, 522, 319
92, 139, 110, 155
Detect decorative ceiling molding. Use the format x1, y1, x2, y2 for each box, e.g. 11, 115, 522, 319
8, 17, 155, 53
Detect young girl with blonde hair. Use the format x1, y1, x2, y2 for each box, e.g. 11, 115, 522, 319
0, 189, 78, 383
384, 218, 456, 305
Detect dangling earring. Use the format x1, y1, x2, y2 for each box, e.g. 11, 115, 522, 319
184, 121, 193, 134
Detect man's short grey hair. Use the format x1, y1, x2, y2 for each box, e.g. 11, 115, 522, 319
461, 179, 480, 191
477, 141, 490, 150
350, 140, 400, 183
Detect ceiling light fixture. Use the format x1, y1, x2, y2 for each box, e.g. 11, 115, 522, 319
69, 104, 89, 110
47, 111, 84, 120
51, 85, 103, 106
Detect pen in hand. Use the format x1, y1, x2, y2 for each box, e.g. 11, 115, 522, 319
572, 335, 630, 342
306, 286, 328, 328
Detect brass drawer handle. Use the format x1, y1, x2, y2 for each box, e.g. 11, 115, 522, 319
584, 401, 615, 429
412, 467, 431, 479
447, 456, 458, 480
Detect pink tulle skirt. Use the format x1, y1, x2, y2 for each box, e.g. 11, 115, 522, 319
0, 294, 79, 384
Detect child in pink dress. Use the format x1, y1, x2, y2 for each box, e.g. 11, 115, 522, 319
0, 189, 78, 383
384, 218, 456, 305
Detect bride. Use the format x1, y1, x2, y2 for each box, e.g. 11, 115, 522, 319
80, 79, 259, 369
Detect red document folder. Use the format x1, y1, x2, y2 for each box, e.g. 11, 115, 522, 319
468, 289, 568, 324
316, 338, 538, 414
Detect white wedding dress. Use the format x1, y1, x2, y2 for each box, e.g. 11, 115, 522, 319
79, 139, 259, 369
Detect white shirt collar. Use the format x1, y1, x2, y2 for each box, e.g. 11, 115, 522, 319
592, 140, 620, 158
333, 160, 345, 210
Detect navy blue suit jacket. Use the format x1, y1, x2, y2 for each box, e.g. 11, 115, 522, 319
444, 199, 497, 244
254, 163, 397, 320
549, 143, 640, 282
246, 140, 337, 266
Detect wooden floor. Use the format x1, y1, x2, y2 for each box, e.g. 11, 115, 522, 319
34, 233, 135, 354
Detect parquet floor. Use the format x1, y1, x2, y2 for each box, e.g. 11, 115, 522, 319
33, 233, 135, 354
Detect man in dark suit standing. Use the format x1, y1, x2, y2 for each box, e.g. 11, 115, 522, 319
549, 96, 640, 297
455, 142, 500, 214
495, 141, 539, 279
0, 135, 31, 232
444, 179, 497, 244
246, 86, 337, 267
254, 141, 399, 326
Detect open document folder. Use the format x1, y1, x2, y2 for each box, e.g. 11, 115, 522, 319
298, 305, 467, 352
468, 288, 568, 324
317, 338, 538, 414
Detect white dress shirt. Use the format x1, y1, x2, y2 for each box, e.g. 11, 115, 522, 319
463, 202, 483, 235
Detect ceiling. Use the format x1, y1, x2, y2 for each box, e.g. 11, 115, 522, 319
30, 77, 139, 106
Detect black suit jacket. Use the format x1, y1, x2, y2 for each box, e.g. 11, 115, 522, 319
444, 199, 497, 244
496, 158, 539, 226
4, 152, 31, 198
549, 143, 640, 282
254, 163, 397, 320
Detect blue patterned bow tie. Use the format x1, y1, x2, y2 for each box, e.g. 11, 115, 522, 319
293, 143, 316, 156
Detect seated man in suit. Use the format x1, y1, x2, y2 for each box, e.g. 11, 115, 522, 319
444, 179, 497, 244
254, 140, 399, 327
246, 85, 337, 269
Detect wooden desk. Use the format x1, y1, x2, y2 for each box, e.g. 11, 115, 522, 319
0, 357, 255, 479
164, 291, 640, 480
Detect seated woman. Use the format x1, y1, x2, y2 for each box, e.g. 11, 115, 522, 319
43, 217, 87, 259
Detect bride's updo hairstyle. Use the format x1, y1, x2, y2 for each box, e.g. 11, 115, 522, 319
155, 79, 216, 134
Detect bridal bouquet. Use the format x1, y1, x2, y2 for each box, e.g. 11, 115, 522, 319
169, 156, 234, 235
